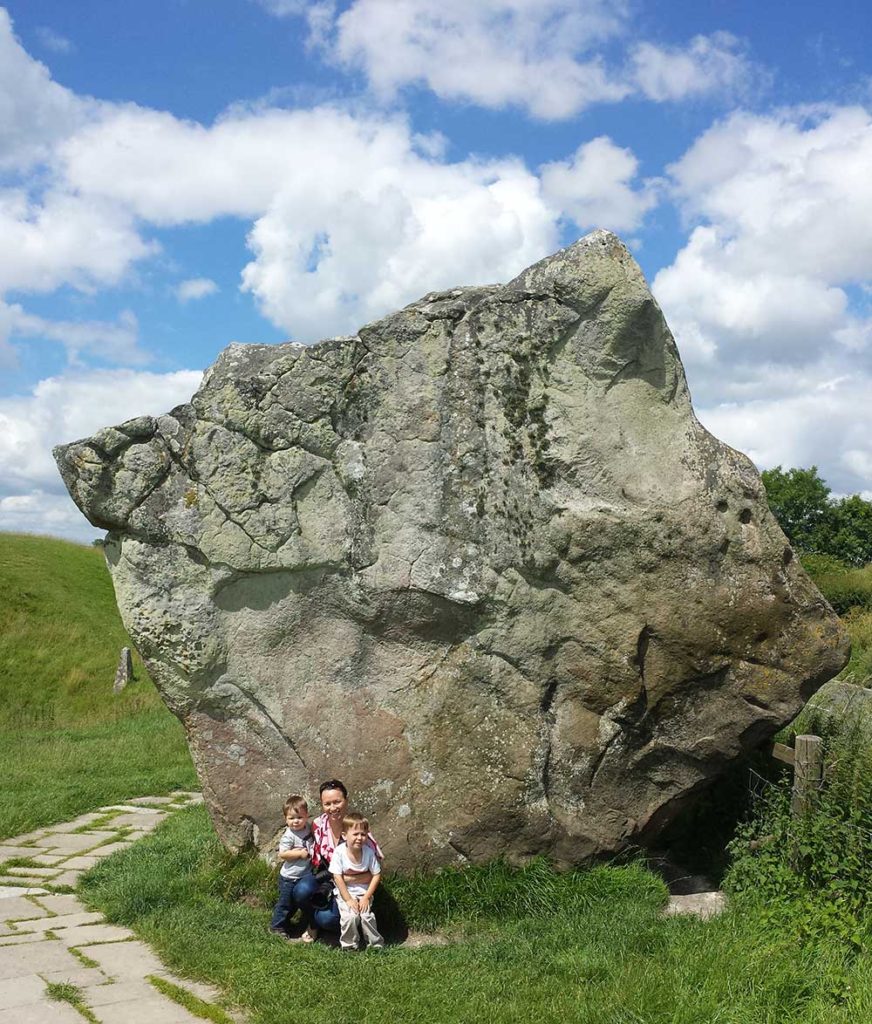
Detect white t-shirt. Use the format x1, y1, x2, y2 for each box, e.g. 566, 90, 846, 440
278, 826, 314, 879
329, 842, 381, 897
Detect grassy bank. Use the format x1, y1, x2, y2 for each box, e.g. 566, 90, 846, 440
0, 533, 195, 838
80, 805, 872, 1024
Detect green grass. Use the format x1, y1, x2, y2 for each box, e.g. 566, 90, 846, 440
0, 532, 196, 839
45, 981, 99, 1022
80, 806, 872, 1024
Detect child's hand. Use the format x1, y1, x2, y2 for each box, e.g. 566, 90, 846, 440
358, 894, 371, 912
348, 897, 361, 913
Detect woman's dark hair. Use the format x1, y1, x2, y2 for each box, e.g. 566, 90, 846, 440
319, 779, 348, 798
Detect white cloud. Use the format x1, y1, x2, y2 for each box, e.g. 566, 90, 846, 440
540, 136, 660, 233
262, 0, 757, 119
697, 372, 872, 497
654, 105, 872, 496
57, 103, 564, 339
0, 188, 155, 294
654, 106, 872, 378
35, 26, 74, 54
0, 8, 93, 171
630, 33, 755, 102
176, 277, 219, 302
0, 368, 203, 540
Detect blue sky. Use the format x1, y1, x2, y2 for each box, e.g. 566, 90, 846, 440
1, 0, 870, 539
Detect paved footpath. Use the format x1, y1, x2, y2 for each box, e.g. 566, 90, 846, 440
0, 793, 242, 1023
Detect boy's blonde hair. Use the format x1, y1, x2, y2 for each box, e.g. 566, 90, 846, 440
283, 794, 308, 816
342, 810, 369, 834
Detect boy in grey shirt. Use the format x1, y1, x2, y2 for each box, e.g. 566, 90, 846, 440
269, 795, 319, 942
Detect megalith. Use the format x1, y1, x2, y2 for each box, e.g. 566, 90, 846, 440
55, 230, 849, 870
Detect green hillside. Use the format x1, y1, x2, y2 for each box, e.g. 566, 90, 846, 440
0, 532, 196, 839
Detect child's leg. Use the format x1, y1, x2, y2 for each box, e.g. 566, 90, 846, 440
269, 876, 295, 932
291, 873, 319, 927
337, 898, 361, 950
359, 909, 384, 948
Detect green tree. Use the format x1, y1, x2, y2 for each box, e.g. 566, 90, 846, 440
761, 465, 832, 551
762, 466, 872, 568
824, 495, 872, 568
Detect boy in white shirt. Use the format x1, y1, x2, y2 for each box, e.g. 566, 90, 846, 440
328, 811, 385, 951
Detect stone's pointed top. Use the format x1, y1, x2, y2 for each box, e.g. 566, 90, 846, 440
53, 233, 848, 873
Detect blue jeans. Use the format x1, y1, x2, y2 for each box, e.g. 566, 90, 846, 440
312, 894, 341, 932
270, 872, 319, 932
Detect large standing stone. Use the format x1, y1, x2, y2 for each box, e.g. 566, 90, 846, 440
54, 231, 849, 871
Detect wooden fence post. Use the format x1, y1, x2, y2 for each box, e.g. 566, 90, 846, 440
791, 734, 823, 817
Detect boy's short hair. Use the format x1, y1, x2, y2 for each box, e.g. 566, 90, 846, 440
342, 810, 369, 833
283, 794, 308, 816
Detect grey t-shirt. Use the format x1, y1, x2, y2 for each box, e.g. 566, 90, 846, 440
278, 826, 314, 879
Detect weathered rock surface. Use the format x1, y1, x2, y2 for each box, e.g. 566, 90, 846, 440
54, 231, 849, 871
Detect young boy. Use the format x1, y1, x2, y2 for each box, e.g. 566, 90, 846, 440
269, 795, 318, 943
328, 811, 385, 951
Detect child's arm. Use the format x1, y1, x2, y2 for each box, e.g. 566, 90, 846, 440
278, 846, 309, 861
356, 872, 380, 913
333, 872, 359, 913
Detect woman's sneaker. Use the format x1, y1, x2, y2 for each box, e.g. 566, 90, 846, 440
301, 925, 318, 944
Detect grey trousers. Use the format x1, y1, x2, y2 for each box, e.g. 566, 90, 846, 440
338, 896, 384, 949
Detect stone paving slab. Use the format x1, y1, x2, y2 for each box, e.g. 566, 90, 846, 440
93, 994, 205, 1023
0, 874, 55, 888
0, 846, 42, 860
35, 894, 85, 916
28, 855, 66, 867
86, 842, 133, 859
50, 871, 87, 888
59, 855, 101, 871
0, 940, 87, 979
128, 796, 177, 806
16, 911, 105, 933
33, 831, 119, 854
46, 812, 111, 833
56, 923, 136, 946
0, 1002, 85, 1023
0, 932, 47, 946
109, 812, 168, 830
0, 896, 46, 921
0, 886, 46, 899
4, 866, 60, 879
664, 891, 727, 919
41, 966, 108, 987
84, 939, 169, 979
83, 978, 162, 1006
0, 972, 47, 1009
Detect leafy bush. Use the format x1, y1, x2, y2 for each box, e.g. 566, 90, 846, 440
725, 731, 872, 950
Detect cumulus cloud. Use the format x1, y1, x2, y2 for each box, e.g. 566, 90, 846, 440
259, 0, 757, 119
540, 136, 661, 233
56, 103, 566, 339
0, 8, 93, 170
655, 105, 872, 496
697, 371, 872, 497
630, 33, 755, 102
176, 277, 219, 302
0, 368, 203, 539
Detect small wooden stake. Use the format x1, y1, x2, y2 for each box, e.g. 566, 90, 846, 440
791, 734, 823, 817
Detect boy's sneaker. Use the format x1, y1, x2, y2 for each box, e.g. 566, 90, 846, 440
269, 927, 292, 942
301, 926, 318, 944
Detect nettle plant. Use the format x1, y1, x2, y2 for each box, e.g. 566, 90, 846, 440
726, 727, 872, 949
